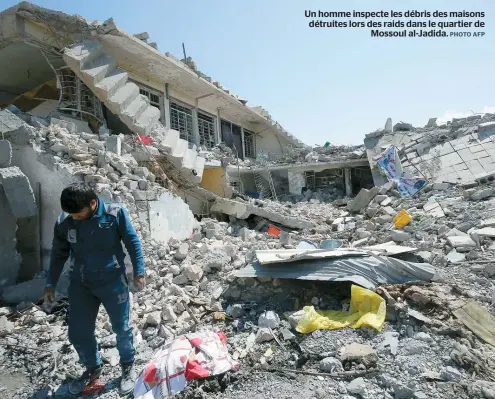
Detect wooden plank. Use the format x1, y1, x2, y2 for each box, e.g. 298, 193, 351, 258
453, 301, 495, 346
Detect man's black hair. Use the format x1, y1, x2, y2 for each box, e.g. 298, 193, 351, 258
60, 184, 98, 213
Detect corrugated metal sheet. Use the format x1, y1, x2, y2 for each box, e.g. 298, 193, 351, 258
234, 255, 437, 290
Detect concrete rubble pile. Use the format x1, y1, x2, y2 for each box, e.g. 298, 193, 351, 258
365, 113, 495, 188
202, 141, 365, 170
3, 111, 495, 398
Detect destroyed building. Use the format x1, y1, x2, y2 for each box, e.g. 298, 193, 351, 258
3, 2, 495, 399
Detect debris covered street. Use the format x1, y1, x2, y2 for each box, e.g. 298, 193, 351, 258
1, 2, 495, 399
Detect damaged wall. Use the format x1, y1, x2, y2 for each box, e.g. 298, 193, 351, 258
288, 171, 305, 195
0, 185, 21, 292
201, 167, 231, 198
10, 144, 79, 269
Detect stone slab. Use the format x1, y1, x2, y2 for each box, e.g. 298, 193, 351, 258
0, 166, 37, 218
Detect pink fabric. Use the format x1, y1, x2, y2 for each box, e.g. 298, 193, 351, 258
136, 136, 153, 145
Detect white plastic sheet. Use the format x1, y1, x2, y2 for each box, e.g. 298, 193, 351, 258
133, 330, 240, 399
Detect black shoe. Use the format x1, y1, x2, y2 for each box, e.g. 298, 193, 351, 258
120, 362, 137, 395
68, 365, 103, 395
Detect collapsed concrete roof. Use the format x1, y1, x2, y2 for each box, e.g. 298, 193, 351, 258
0, 2, 308, 149
364, 114, 495, 188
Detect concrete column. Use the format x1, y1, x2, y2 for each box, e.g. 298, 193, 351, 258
344, 168, 353, 197
288, 171, 305, 195
216, 108, 222, 144
240, 126, 246, 159
192, 99, 200, 146
163, 83, 171, 129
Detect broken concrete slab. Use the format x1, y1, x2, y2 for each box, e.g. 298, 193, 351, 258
447, 236, 477, 249
474, 227, 495, 238
423, 199, 445, 218
471, 188, 494, 201
347, 187, 379, 213
0, 109, 36, 145
210, 197, 314, 230
0, 166, 37, 218
0, 140, 12, 167
1, 278, 46, 304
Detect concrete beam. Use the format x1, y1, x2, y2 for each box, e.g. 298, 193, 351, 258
210, 197, 314, 230
226, 158, 370, 175
0, 166, 37, 218
344, 168, 352, 197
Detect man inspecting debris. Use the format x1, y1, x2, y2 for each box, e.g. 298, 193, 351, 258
44, 184, 145, 395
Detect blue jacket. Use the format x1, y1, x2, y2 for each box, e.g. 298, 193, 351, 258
46, 198, 145, 287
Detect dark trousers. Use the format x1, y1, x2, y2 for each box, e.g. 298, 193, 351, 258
68, 273, 134, 368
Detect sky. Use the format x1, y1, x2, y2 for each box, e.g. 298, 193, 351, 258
4, 0, 494, 145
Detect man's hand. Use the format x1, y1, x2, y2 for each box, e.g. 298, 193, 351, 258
134, 276, 145, 292
44, 287, 55, 303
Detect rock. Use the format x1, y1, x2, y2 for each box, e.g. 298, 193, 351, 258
172, 274, 188, 285
463, 188, 476, 199
255, 328, 274, 343
440, 366, 462, 382
467, 380, 495, 398
204, 249, 230, 270
339, 343, 378, 368
258, 311, 280, 329
347, 377, 366, 396
229, 304, 245, 318
416, 251, 433, 262
101, 334, 117, 348
356, 228, 371, 239
146, 312, 161, 326
0, 316, 13, 337
279, 231, 290, 245
375, 195, 388, 203
393, 382, 415, 399
288, 310, 305, 329
485, 264, 495, 277
446, 250, 466, 264
390, 230, 411, 242
433, 182, 450, 190
466, 250, 480, 260
377, 331, 399, 355
162, 305, 177, 322
183, 263, 203, 282
239, 227, 251, 241
400, 339, 428, 355
138, 179, 148, 190
133, 167, 149, 178
347, 187, 379, 213
471, 188, 493, 201
174, 243, 189, 261
2, 278, 46, 304
320, 357, 343, 373
447, 235, 476, 249
280, 328, 295, 341
413, 332, 433, 343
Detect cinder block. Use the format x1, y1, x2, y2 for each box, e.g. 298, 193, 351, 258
0, 167, 37, 218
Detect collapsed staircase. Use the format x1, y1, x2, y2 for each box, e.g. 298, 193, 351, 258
63, 40, 205, 184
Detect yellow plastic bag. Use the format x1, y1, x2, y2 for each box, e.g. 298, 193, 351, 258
295, 285, 386, 334
393, 209, 411, 229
